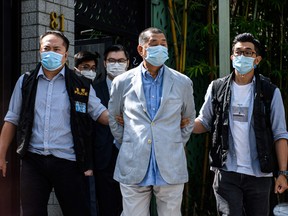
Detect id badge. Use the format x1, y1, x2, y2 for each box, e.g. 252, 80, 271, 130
75, 101, 86, 113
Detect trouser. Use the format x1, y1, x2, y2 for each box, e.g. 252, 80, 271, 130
21, 152, 89, 216
94, 145, 122, 216
84, 176, 98, 216
213, 169, 272, 216
120, 183, 184, 216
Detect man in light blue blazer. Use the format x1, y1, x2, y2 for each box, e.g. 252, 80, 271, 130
108, 27, 196, 216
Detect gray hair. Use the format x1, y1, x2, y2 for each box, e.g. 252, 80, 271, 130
138, 27, 165, 45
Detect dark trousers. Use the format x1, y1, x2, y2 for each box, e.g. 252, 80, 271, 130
21, 152, 89, 216
213, 169, 272, 216
85, 176, 98, 216
94, 145, 122, 216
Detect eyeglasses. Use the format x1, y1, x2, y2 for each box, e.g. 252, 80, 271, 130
106, 58, 127, 64
234, 50, 256, 57
78, 65, 96, 72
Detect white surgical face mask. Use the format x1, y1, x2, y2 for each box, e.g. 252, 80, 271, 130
145, 45, 169, 66
41, 51, 64, 71
106, 62, 127, 79
232, 55, 255, 75
80, 70, 97, 81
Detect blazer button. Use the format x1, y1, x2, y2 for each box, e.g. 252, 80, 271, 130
147, 139, 152, 144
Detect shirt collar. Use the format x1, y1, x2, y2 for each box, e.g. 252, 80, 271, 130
37, 66, 66, 79
141, 63, 164, 80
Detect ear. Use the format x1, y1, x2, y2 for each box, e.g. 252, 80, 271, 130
254, 55, 262, 65
103, 60, 107, 68
137, 45, 144, 57
230, 54, 234, 61
126, 60, 130, 70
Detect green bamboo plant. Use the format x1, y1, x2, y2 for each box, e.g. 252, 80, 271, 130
165, 0, 288, 215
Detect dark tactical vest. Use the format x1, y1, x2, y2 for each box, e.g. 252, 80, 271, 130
17, 63, 93, 171
210, 72, 276, 173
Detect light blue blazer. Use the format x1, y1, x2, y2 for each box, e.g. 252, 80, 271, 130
108, 63, 196, 185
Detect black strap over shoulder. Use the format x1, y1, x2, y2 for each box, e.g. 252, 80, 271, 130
257, 74, 276, 126
64, 66, 94, 171
254, 73, 277, 173
210, 74, 232, 167
17, 63, 42, 156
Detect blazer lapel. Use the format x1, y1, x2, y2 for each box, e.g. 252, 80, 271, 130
154, 66, 173, 120
131, 66, 150, 118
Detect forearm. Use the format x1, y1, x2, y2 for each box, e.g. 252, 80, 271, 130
97, 110, 109, 125
108, 114, 124, 143
274, 138, 288, 193
181, 120, 194, 144
108, 87, 124, 143
0, 122, 17, 158
193, 118, 209, 134
275, 138, 288, 171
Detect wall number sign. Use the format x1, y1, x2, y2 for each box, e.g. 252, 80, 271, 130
50, 12, 65, 32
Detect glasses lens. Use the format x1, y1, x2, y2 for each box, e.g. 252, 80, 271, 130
82, 66, 90, 70
234, 50, 256, 57
107, 59, 116, 63
117, 59, 127, 63
80, 65, 96, 72
244, 51, 253, 57
107, 58, 127, 64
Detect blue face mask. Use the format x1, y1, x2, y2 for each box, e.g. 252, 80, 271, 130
232, 55, 255, 75
145, 45, 169, 66
41, 51, 64, 71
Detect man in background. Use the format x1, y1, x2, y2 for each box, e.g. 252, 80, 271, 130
74, 50, 100, 216
93, 44, 129, 216
75, 45, 129, 215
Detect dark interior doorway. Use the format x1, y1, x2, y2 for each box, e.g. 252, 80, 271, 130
0, 0, 21, 215
74, 0, 151, 69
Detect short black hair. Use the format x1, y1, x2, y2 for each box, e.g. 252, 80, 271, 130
103, 44, 129, 61
40, 30, 70, 51
231, 33, 262, 56
74, 51, 100, 68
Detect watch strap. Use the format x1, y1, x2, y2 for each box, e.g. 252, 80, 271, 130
278, 170, 288, 178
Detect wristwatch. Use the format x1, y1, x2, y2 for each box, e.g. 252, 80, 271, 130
278, 171, 288, 179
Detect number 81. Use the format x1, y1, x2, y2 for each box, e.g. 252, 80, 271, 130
50, 12, 65, 32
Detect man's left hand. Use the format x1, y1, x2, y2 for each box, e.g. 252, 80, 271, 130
274, 175, 288, 194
